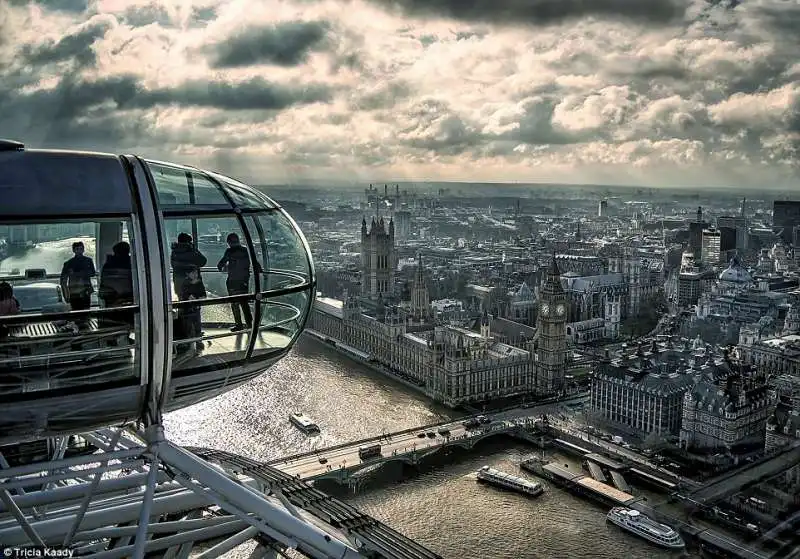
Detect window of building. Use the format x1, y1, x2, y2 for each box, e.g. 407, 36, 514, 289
206, 172, 279, 211
148, 161, 230, 207
0, 219, 141, 395
162, 214, 256, 370
157, 169, 313, 369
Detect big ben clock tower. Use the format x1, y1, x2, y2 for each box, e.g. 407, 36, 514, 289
536, 255, 568, 396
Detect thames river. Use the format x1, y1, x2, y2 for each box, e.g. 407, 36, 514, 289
166, 336, 694, 559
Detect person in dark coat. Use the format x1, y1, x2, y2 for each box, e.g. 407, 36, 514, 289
171, 233, 207, 300
99, 241, 134, 328
60, 241, 96, 313
217, 232, 253, 331
177, 268, 207, 352
171, 233, 207, 349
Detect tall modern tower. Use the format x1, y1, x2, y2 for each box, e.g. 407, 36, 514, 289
773, 201, 800, 244
361, 216, 396, 298
689, 206, 705, 261
536, 256, 568, 395
598, 199, 608, 218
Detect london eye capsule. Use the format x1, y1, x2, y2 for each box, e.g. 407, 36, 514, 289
0, 140, 315, 445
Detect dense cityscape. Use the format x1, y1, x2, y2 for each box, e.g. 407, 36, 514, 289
271, 181, 800, 557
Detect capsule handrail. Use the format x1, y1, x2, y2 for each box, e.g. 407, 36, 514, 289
170, 306, 303, 346
0, 305, 139, 326
169, 283, 309, 310
0, 344, 134, 366
0, 284, 309, 318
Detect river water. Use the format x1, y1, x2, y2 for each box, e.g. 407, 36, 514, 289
165, 336, 699, 559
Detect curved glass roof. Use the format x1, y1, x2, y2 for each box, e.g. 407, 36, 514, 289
0, 150, 134, 217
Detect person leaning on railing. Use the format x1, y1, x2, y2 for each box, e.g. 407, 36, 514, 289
177, 268, 207, 353
60, 241, 96, 327
171, 233, 207, 351
217, 232, 253, 332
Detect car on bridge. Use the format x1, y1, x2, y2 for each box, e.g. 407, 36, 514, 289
462, 418, 480, 429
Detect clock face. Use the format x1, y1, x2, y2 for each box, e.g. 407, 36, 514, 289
541, 303, 550, 316
556, 304, 565, 316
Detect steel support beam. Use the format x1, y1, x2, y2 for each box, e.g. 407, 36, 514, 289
73, 515, 243, 540
0, 488, 212, 545
0, 472, 170, 513
195, 526, 260, 559
132, 433, 161, 559
158, 438, 363, 559
249, 544, 281, 559
88, 519, 250, 559
63, 428, 123, 547
0, 488, 45, 546
0, 447, 143, 478
2, 459, 145, 491
0, 429, 393, 559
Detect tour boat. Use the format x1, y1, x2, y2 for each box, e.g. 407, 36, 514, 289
289, 412, 319, 433
606, 507, 685, 549
476, 466, 544, 497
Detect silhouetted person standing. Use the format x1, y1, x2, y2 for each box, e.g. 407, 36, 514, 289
171, 233, 207, 350
177, 268, 207, 353
99, 241, 134, 327
217, 233, 253, 331
60, 241, 96, 313
171, 233, 207, 299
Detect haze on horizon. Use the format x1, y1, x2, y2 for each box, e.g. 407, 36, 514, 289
1, 0, 798, 190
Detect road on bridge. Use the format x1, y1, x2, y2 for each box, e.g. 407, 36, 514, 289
273, 396, 587, 480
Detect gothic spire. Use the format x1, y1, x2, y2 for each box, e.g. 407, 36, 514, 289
548, 250, 560, 276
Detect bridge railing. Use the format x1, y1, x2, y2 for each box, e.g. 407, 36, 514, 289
300, 422, 540, 478
269, 417, 466, 465
269, 393, 587, 465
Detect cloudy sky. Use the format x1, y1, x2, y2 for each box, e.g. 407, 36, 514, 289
1, 0, 799, 188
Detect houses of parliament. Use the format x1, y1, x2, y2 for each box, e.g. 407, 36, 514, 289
307, 215, 568, 407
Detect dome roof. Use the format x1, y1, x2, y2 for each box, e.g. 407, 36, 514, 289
719, 255, 752, 284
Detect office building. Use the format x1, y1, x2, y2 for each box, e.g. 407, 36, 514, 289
702, 228, 721, 264
773, 201, 800, 244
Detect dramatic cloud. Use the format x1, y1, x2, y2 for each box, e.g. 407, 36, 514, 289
367, 0, 690, 25
20, 14, 116, 68
208, 21, 330, 68
0, 74, 332, 150
0, 0, 798, 187
8, 0, 89, 13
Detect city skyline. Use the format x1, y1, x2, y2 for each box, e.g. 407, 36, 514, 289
1, 0, 799, 188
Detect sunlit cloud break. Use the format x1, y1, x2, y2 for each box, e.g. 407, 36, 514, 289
1, 0, 798, 187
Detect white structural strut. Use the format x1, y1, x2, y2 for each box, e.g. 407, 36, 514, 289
0, 427, 368, 559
